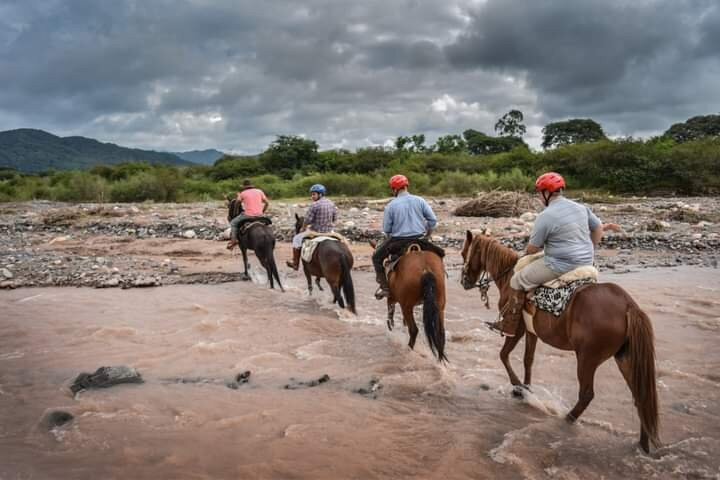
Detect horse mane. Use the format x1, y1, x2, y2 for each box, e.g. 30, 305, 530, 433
228, 198, 243, 221
471, 234, 519, 279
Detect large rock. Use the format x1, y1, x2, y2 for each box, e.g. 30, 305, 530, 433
70, 366, 143, 394
182, 229, 197, 239
1, 268, 12, 279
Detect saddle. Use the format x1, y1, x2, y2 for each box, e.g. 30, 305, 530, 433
237, 216, 272, 235
516, 253, 598, 334
300, 231, 348, 263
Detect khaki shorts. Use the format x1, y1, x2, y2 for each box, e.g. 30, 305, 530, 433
510, 259, 561, 291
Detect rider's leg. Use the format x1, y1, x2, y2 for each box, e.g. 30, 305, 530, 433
372, 238, 393, 298
487, 260, 560, 336
227, 215, 247, 248
287, 232, 305, 270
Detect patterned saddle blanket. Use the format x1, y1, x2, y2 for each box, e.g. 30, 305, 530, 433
300, 232, 349, 263
515, 252, 598, 331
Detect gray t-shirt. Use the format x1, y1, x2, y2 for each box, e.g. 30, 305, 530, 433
529, 197, 601, 274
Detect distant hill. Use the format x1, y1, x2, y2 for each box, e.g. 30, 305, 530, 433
0, 128, 193, 172
172, 149, 225, 165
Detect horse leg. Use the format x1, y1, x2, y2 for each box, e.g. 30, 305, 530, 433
402, 304, 419, 350
499, 333, 525, 386
523, 332, 538, 386
240, 247, 251, 281
303, 265, 312, 295
566, 352, 601, 423
315, 277, 324, 291
386, 300, 395, 331
329, 281, 345, 309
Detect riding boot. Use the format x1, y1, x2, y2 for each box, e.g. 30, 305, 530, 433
486, 288, 525, 337
374, 271, 390, 300
286, 248, 301, 270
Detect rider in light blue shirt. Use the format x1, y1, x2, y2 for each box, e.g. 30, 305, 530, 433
373, 174, 439, 298
383, 191, 437, 237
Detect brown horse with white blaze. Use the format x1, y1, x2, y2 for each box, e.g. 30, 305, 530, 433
461, 230, 659, 452
370, 240, 447, 362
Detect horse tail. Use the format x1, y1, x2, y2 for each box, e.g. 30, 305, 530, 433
421, 271, 447, 363
339, 254, 356, 314
266, 242, 284, 292
624, 304, 660, 448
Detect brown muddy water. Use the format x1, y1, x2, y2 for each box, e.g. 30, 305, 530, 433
1, 265, 719, 479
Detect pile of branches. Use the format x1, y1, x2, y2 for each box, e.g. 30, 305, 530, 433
454, 191, 535, 218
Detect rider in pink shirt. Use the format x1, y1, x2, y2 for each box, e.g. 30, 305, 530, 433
227, 179, 270, 249
238, 186, 267, 216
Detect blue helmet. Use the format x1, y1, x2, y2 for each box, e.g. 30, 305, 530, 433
310, 184, 326, 195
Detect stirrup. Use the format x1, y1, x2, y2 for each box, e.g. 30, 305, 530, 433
485, 321, 516, 337
374, 286, 389, 300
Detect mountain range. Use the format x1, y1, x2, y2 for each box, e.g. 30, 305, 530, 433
0, 129, 222, 172
171, 149, 225, 165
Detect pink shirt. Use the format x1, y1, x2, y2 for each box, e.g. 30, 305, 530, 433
238, 188, 267, 216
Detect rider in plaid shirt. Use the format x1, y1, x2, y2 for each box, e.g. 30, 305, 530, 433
287, 184, 338, 270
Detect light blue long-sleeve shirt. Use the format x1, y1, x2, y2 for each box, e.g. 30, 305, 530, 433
383, 192, 437, 238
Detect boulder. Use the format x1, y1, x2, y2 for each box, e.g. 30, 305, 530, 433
70, 366, 143, 394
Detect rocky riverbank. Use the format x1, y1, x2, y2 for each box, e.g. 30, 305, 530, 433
1, 196, 719, 289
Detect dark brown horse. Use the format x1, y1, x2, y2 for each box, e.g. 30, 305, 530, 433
293, 214, 356, 313
370, 240, 447, 362
460, 230, 659, 452
227, 199, 283, 291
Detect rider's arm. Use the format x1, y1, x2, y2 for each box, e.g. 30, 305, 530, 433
261, 192, 269, 213
586, 207, 603, 247
527, 214, 549, 254
591, 225, 604, 247
382, 204, 393, 236
304, 204, 316, 231
422, 199, 437, 235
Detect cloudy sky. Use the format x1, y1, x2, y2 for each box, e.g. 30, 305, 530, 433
1, 0, 718, 153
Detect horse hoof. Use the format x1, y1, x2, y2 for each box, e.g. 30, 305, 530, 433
565, 413, 577, 424
241, 275, 251, 281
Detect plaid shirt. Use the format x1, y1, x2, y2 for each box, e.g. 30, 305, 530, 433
305, 197, 337, 232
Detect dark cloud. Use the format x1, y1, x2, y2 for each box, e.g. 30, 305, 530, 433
0, 0, 716, 152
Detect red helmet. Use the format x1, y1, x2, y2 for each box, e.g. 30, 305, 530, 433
535, 172, 565, 193
389, 174, 409, 190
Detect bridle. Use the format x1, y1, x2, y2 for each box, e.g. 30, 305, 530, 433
462, 247, 515, 310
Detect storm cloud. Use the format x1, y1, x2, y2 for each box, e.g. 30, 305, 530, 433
0, 0, 717, 152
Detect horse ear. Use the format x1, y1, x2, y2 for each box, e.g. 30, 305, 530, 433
295, 213, 300, 221
466, 230, 473, 245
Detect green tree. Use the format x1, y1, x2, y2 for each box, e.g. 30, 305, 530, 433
494, 110, 526, 138
434, 134, 467, 154
395, 134, 429, 153
664, 114, 720, 143
463, 129, 527, 155
261, 135, 319, 178
541, 119, 606, 149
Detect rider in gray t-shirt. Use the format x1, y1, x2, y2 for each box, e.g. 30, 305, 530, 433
487, 172, 604, 337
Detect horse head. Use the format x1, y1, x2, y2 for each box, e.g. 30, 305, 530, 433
460, 228, 492, 290
227, 197, 244, 222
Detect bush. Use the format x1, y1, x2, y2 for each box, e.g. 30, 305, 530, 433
110, 168, 182, 202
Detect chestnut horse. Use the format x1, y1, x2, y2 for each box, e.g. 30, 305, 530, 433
293, 214, 356, 314
370, 240, 447, 362
461, 230, 659, 452
227, 199, 283, 291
